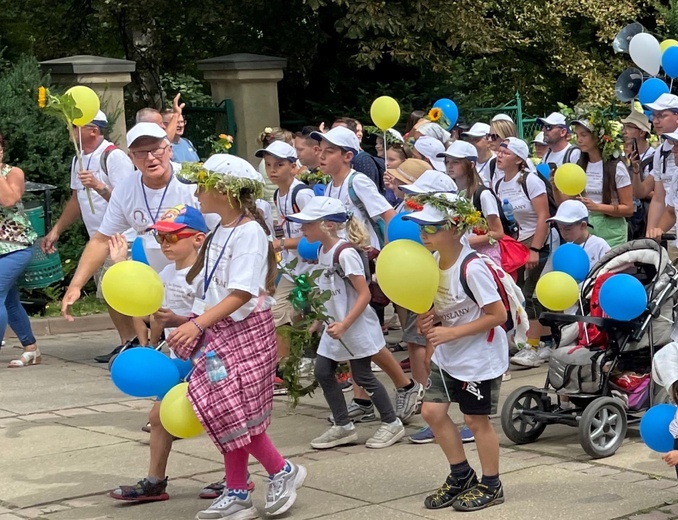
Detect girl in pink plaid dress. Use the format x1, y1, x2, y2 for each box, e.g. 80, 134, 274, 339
168, 155, 306, 520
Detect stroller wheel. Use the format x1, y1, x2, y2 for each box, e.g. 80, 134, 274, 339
578, 396, 627, 459
501, 386, 548, 445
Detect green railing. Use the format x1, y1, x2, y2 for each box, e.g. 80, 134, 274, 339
182, 99, 237, 160
468, 92, 541, 141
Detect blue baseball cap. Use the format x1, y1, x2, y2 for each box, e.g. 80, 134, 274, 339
147, 204, 208, 233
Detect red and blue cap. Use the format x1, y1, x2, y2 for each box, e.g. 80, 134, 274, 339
146, 204, 208, 233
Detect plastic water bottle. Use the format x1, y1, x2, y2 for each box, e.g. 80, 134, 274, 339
502, 199, 516, 224
205, 351, 228, 384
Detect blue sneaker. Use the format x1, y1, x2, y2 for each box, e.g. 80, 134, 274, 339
460, 425, 475, 443
409, 426, 435, 444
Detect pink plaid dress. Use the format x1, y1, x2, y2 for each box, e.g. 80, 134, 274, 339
186, 309, 277, 453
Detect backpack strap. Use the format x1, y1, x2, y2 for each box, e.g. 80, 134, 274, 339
347, 171, 386, 249
489, 157, 497, 184
563, 145, 580, 164
100, 144, 119, 176
331, 242, 370, 290
459, 252, 480, 305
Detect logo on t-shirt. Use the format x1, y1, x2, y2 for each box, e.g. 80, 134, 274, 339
132, 209, 149, 226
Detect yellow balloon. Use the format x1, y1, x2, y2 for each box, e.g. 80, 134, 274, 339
535, 272, 579, 311
160, 383, 204, 438
66, 85, 100, 127
554, 163, 587, 196
101, 260, 164, 317
376, 240, 439, 313
661, 39, 678, 54
370, 96, 401, 131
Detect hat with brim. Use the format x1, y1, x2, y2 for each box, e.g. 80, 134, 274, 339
643, 93, 678, 112
621, 111, 652, 134
177, 154, 263, 185
546, 200, 593, 228
663, 131, 678, 142
402, 193, 458, 225
146, 204, 209, 233
386, 158, 430, 184
309, 127, 359, 155
570, 119, 595, 133
127, 122, 167, 148
400, 170, 457, 195
286, 196, 348, 224
254, 140, 298, 161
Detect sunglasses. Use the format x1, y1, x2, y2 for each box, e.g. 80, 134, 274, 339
487, 134, 500, 141
154, 231, 199, 244
419, 224, 446, 235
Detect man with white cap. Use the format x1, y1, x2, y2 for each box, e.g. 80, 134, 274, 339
462, 123, 494, 186
644, 94, 678, 252
61, 123, 204, 329
42, 111, 138, 357
538, 112, 581, 169
413, 136, 446, 172
647, 130, 678, 246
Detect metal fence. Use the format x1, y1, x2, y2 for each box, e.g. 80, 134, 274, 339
468, 92, 541, 141
182, 99, 237, 160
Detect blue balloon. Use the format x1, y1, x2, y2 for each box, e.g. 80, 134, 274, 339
599, 274, 648, 321
433, 98, 459, 130
172, 357, 193, 381
536, 163, 551, 179
313, 183, 326, 196
111, 348, 180, 398
638, 78, 670, 105
131, 237, 149, 265
663, 47, 678, 79
552, 243, 590, 282
298, 237, 321, 261
387, 213, 423, 244
640, 404, 677, 452
645, 110, 654, 122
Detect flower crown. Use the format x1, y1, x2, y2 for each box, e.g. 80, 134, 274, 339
408, 193, 488, 234
558, 103, 624, 161
363, 125, 402, 146
178, 162, 263, 200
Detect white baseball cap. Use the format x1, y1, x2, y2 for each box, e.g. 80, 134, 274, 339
500, 137, 530, 164
310, 127, 359, 154
91, 110, 108, 129
400, 170, 458, 195
547, 200, 591, 225
643, 93, 678, 112
255, 141, 298, 161
386, 128, 405, 143
437, 141, 478, 161
570, 119, 595, 133
126, 122, 168, 148
402, 193, 459, 225
177, 154, 263, 186
492, 113, 514, 123
662, 132, 678, 142
462, 122, 491, 138
531, 132, 547, 145
537, 112, 568, 127
414, 136, 446, 172
286, 196, 349, 223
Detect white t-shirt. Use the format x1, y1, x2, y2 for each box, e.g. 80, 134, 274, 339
324, 171, 392, 250
256, 199, 275, 236
159, 264, 204, 338
276, 180, 315, 279
651, 141, 676, 202
583, 161, 631, 205
192, 220, 274, 322
70, 139, 136, 240
431, 248, 509, 381
476, 154, 496, 187
316, 240, 383, 361
494, 172, 547, 241
98, 171, 201, 273
543, 144, 581, 167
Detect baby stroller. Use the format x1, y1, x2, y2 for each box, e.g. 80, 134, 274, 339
501, 239, 678, 459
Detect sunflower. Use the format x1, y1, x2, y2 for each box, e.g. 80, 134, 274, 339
428, 107, 442, 122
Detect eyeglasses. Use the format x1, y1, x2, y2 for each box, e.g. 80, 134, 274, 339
419, 224, 446, 235
153, 231, 199, 244
487, 134, 500, 141
130, 144, 170, 159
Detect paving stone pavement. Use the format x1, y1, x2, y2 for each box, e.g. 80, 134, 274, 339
0, 330, 677, 519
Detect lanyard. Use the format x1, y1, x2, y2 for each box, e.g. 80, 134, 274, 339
141, 174, 173, 225
203, 215, 245, 296
277, 187, 292, 237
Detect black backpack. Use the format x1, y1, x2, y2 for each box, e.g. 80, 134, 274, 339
494, 170, 558, 218
273, 183, 314, 214
471, 185, 518, 239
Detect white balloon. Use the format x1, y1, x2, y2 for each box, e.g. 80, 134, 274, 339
629, 33, 662, 76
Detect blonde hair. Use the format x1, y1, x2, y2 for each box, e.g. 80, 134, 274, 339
491, 120, 518, 140
320, 216, 371, 250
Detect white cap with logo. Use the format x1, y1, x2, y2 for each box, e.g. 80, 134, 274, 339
126, 122, 168, 148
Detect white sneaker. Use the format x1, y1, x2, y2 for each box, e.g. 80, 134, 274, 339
366, 419, 405, 448
395, 381, 425, 421
537, 344, 553, 362
264, 460, 307, 517
370, 361, 383, 372
510, 347, 542, 367
196, 490, 258, 520
311, 424, 358, 449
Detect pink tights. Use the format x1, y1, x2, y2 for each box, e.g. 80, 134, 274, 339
223, 432, 285, 490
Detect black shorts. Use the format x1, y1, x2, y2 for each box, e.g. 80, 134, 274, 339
424, 363, 501, 415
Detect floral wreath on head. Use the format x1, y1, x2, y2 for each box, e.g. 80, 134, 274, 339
178, 162, 264, 202
558, 103, 624, 161
363, 125, 403, 147
406, 193, 488, 235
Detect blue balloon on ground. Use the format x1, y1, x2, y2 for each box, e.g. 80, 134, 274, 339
111, 348, 180, 398
313, 183, 326, 196
663, 47, 678, 79
387, 213, 423, 244
640, 404, 677, 452
536, 163, 551, 178
298, 237, 321, 261
433, 98, 459, 130
599, 274, 648, 321
638, 78, 670, 105
172, 357, 193, 381
552, 243, 590, 282
131, 237, 149, 265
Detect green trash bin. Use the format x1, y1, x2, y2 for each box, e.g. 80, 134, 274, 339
23, 201, 45, 237
17, 198, 63, 289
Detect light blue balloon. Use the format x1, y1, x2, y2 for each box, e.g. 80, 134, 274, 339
663, 46, 678, 79
640, 404, 677, 452
552, 243, 590, 282
536, 163, 551, 179
172, 357, 193, 381
387, 213, 423, 244
638, 78, 670, 105
131, 236, 149, 265
298, 237, 321, 261
111, 348, 180, 398
313, 183, 326, 196
599, 274, 648, 321
433, 98, 459, 130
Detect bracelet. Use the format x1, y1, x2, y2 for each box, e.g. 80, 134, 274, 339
529, 246, 541, 253
190, 318, 204, 334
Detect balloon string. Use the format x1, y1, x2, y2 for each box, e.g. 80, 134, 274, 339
579, 296, 590, 345
671, 78, 674, 93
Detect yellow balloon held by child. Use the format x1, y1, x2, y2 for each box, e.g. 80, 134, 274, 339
160, 383, 204, 439
66, 85, 101, 127
376, 240, 439, 314
535, 271, 579, 311
370, 96, 401, 131
554, 163, 587, 196
101, 260, 164, 317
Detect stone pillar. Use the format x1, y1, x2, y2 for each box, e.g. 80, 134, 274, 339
197, 53, 287, 166
40, 55, 136, 147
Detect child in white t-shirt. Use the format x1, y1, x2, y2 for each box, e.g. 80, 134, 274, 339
286, 197, 406, 450
403, 193, 507, 513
